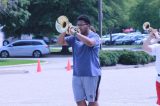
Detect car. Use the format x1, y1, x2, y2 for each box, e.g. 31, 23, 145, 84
0, 40, 50, 58
3, 37, 19, 46
101, 35, 110, 44
32, 36, 50, 45
105, 34, 125, 45
50, 36, 58, 44
115, 36, 132, 45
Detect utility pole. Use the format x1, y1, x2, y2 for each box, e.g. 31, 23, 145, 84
98, 0, 103, 49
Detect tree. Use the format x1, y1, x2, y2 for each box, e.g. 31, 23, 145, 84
0, 0, 31, 37
130, 0, 160, 31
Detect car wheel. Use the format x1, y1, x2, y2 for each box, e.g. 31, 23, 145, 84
3, 40, 9, 46
1, 51, 9, 58
33, 50, 42, 58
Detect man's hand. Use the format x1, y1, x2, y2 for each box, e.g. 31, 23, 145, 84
150, 29, 160, 39
69, 27, 77, 35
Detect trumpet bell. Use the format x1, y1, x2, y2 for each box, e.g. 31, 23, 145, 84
143, 22, 150, 30
55, 16, 69, 33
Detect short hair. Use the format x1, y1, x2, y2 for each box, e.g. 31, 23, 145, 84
77, 15, 91, 25
90, 26, 96, 32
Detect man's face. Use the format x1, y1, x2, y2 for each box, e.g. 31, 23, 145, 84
76, 20, 89, 35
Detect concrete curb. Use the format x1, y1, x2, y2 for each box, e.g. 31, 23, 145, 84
0, 70, 29, 74
102, 62, 155, 70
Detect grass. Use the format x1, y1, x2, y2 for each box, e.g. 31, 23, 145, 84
49, 44, 142, 53
0, 59, 39, 66
102, 45, 142, 49
50, 48, 72, 52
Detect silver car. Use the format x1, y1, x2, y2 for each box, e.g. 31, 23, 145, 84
0, 40, 50, 58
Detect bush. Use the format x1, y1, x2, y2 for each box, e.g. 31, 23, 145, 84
99, 51, 118, 66
119, 51, 140, 65
99, 50, 155, 66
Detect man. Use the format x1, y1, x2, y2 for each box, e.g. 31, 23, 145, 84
143, 29, 160, 105
58, 15, 101, 106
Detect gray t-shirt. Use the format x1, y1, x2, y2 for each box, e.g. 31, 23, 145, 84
65, 31, 101, 76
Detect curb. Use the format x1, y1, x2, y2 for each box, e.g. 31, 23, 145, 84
102, 62, 155, 70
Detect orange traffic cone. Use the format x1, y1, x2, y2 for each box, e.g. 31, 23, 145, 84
37, 59, 41, 73
66, 59, 71, 71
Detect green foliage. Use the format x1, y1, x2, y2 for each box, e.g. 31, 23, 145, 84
0, 0, 159, 37
119, 51, 140, 65
0, 0, 31, 36
99, 50, 155, 66
99, 51, 118, 66
130, 0, 160, 31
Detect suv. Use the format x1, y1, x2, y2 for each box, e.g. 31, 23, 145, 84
0, 40, 50, 58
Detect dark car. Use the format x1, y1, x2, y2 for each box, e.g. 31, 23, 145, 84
33, 36, 50, 45
50, 37, 58, 44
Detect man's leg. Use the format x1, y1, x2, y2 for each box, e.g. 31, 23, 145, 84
73, 76, 86, 106
77, 100, 87, 106
88, 90, 100, 106
83, 76, 101, 106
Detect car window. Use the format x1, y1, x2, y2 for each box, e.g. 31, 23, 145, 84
32, 41, 43, 45
12, 41, 32, 46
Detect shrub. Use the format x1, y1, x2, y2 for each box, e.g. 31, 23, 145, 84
119, 51, 140, 65
99, 51, 118, 66
99, 50, 155, 66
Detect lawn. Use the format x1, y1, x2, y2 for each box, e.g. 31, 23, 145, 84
102, 44, 142, 49
0, 59, 38, 66
49, 44, 142, 53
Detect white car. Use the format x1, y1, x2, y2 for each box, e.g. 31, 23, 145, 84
0, 40, 50, 58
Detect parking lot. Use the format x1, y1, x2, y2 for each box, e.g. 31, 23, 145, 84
0, 56, 158, 106
101, 32, 149, 45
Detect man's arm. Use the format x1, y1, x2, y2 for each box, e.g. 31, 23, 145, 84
57, 32, 67, 45
142, 36, 152, 52
143, 30, 159, 52
76, 32, 96, 47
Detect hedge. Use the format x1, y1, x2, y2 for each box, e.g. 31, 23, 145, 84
99, 50, 156, 66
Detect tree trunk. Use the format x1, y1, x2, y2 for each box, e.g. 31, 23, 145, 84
109, 27, 113, 45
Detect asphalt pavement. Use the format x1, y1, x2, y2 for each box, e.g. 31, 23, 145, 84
0, 56, 158, 106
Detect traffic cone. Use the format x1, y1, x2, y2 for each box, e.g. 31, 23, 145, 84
66, 59, 71, 71
37, 59, 41, 73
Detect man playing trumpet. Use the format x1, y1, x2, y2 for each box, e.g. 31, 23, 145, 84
58, 15, 101, 106
143, 24, 160, 105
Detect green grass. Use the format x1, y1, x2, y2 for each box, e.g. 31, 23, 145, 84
0, 59, 39, 66
50, 48, 72, 52
102, 45, 142, 49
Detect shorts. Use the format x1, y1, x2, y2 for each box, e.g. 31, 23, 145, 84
72, 76, 101, 102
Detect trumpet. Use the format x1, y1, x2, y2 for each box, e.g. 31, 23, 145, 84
143, 22, 153, 32
55, 15, 79, 34
143, 22, 160, 39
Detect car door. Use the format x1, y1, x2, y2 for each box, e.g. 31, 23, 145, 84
8, 41, 32, 56
8, 41, 25, 56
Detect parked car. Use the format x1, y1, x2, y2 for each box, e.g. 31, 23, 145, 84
0, 40, 50, 58
50, 36, 58, 44
3, 37, 19, 46
105, 34, 126, 45
33, 36, 50, 45
101, 35, 110, 44
115, 36, 132, 45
